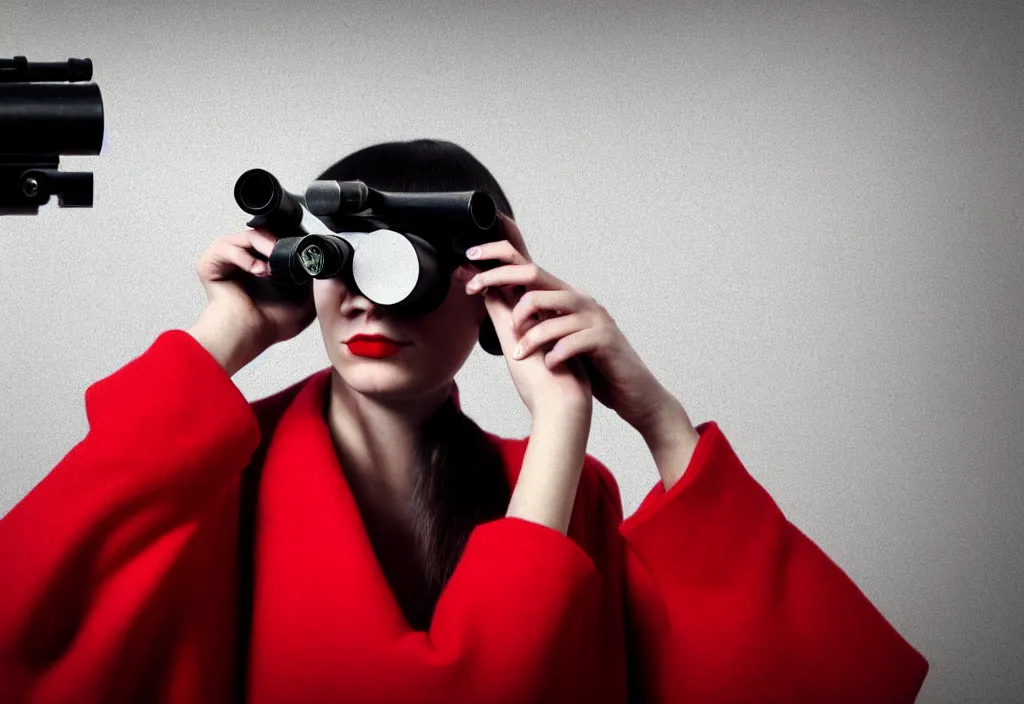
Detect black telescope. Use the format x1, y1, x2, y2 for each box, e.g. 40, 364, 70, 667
0, 57, 104, 214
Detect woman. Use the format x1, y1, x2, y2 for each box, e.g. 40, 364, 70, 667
0, 140, 928, 703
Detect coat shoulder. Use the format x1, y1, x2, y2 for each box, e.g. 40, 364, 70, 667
248, 376, 311, 444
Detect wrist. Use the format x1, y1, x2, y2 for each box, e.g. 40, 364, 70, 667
530, 397, 592, 429
187, 308, 263, 377
511, 403, 592, 535
637, 395, 701, 491
638, 392, 699, 456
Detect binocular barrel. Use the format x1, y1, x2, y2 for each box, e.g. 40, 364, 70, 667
304, 180, 370, 216
234, 168, 305, 227
305, 180, 497, 231
268, 233, 354, 284
0, 82, 103, 156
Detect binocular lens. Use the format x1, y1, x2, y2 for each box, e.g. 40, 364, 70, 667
298, 243, 326, 276
466, 192, 496, 231
297, 234, 350, 279
236, 170, 278, 213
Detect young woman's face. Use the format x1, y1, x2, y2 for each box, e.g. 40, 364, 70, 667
313, 260, 486, 401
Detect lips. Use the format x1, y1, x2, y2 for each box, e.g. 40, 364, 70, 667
344, 334, 408, 359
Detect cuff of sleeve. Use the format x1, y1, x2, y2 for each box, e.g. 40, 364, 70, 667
466, 516, 598, 580
5, 330, 263, 550
438, 516, 598, 614
430, 516, 600, 649
618, 421, 782, 583
620, 420, 721, 534
80, 330, 262, 492
84, 329, 258, 438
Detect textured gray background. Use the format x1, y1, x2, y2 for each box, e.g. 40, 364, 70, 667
2, 1, 1022, 702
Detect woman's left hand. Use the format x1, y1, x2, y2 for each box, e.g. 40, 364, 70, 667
465, 215, 681, 439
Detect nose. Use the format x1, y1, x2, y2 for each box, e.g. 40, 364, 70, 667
337, 284, 389, 321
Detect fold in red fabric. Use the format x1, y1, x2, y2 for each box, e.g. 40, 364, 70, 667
0, 330, 928, 703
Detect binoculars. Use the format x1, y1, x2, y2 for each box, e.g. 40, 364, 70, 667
234, 168, 505, 353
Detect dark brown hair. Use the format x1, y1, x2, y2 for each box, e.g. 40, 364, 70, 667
315, 139, 513, 630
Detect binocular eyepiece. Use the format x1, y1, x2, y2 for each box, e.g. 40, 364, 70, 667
233, 168, 503, 323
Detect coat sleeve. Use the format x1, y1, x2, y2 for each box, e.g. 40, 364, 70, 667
593, 420, 930, 704
0, 330, 261, 703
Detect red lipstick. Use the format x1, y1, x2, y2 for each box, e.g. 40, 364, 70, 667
344, 334, 407, 359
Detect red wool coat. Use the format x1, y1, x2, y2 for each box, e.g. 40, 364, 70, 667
0, 330, 928, 703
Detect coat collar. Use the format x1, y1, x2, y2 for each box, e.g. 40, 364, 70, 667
245, 367, 521, 693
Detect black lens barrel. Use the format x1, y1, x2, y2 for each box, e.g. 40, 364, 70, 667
234, 168, 307, 232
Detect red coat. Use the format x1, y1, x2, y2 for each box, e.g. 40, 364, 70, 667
0, 330, 928, 703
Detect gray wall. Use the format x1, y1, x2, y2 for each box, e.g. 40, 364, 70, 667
2, 1, 1021, 701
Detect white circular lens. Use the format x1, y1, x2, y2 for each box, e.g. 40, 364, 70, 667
351, 229, 420, 305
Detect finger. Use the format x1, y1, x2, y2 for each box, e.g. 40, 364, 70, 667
466, 239, 529, 267
496, 213, 531, 261
484, 288, 549, 362
510, 289, 586, 332
544, 327, 611, 369
466, 262, 566, 295
512, 313, 591, 360
221, 229, 277, 248
203, 238, 269, 279
245, 228, 279, 258
217, 229, 278, 260
480, 280, 520, 309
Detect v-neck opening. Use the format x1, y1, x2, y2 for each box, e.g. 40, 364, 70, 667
250, 368, 450, 639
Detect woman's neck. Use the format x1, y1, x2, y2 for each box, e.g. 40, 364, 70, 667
324, 371, 454, 513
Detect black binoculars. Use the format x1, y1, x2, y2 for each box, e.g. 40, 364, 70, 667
234, 168, 506, 353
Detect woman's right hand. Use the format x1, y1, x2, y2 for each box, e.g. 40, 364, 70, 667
189, 229, 316, 375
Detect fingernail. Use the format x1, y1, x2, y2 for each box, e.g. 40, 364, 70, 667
466, 277, 481, 292
466, 247, 481, 259
251, 262, 267, 275
513, 344, 523, 359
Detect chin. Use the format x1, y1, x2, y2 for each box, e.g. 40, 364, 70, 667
333, 364, 434, 401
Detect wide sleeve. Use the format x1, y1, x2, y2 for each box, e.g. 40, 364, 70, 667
354, 515, 611, 704
0, 330, 261, 704
605, 420, 930, 704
